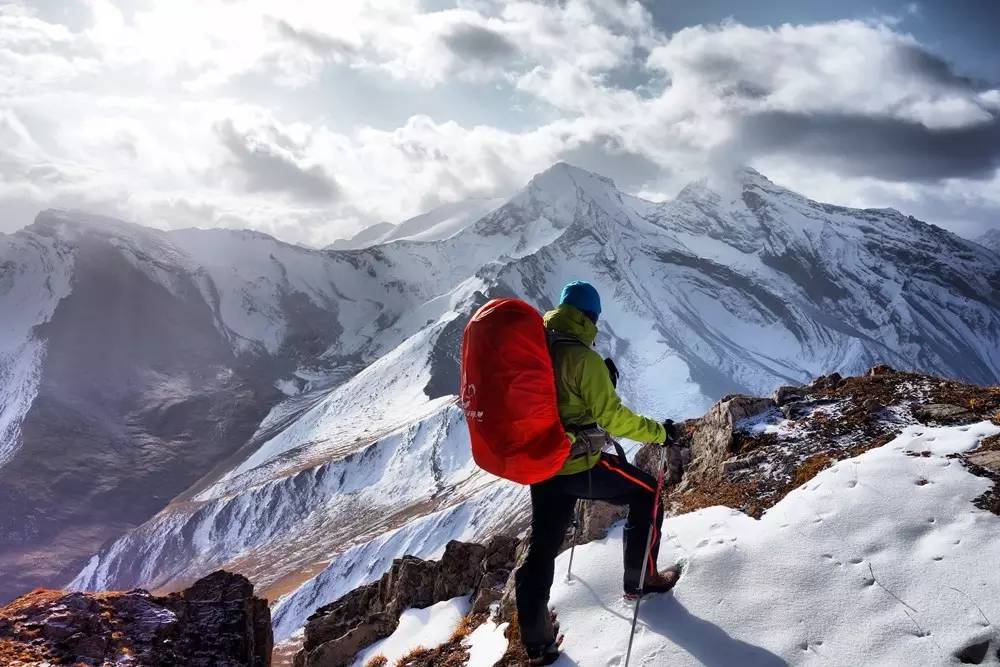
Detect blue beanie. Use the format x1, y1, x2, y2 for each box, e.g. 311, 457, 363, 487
559, 280, 601, 321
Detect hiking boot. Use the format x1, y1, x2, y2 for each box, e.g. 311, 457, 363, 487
624, 564, 681, 599
526, 639, 561, 665
524, 610, 562, 665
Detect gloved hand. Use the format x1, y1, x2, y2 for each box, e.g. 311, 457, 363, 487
662, 419, 691, 485
665, 441, 692, 485
662, 418, 678, 443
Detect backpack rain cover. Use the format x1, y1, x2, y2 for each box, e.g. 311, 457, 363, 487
460, 298, 570, 484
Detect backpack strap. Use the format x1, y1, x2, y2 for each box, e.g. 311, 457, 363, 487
546, 330, 584, 349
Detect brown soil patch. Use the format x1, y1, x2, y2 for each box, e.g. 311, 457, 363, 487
791, 453, 835, 487
928, 382, 1000, 419
673, 480, 765, 518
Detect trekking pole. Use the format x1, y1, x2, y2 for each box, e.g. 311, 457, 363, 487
566, 451, 595, 582
624, 444, 669, 667
565, 499, 582, 581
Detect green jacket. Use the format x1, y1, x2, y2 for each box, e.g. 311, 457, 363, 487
544, 304, 666, 475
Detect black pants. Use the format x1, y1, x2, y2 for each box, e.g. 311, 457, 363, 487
514, 453, 663, 648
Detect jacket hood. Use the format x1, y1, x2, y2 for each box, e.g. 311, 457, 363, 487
543, 303, 598, 347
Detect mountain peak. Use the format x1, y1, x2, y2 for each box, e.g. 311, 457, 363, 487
676, 165, 785, 204
528, 161, 618, 193
509, 161, 623, 217
28, 208, 160, 244
735, 165, 774, 187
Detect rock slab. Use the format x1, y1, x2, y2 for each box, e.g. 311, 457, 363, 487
0, 570, 271, 666
295, 536, 518, 667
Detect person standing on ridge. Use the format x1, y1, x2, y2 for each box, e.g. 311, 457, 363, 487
515, 280, 686, 665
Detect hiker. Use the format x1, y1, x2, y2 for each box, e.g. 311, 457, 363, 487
514, 280, 686, 665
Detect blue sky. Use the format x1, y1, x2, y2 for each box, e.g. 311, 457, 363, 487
1, 0, 998, 245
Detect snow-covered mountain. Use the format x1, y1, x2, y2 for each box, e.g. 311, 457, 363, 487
326, 197, 505, 250
327, 221, 396, 250
978, 228, 1000, 254
2, 163, 999, 639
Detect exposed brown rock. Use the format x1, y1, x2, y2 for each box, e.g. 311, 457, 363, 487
0, 570, 271, 667
295, 537, 517, 667
913, 402, 975, 424
773, 384, 805, 405
670, 395, 776, 488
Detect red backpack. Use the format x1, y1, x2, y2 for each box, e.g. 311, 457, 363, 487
460, 298, 570, 484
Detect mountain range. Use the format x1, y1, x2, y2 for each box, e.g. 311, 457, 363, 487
1, 163, 998, 650
327, 198, 505, 250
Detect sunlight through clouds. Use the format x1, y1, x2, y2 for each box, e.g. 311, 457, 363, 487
0, 0, 998, 245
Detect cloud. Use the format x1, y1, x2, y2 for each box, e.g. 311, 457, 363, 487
647, 21, 997, 130
215, 120, 339, 202
440, 22, 517, 63
733, 111, 1000, 182
557, 133, 665, 192
2, 1, 1000, 244
271, 18, 358, 59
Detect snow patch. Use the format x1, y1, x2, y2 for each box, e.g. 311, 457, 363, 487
465, 620, 510, 667
351, 596, 471, 667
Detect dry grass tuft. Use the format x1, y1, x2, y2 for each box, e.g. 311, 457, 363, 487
396, 647, 431, 665
673, 480, 765, 518
492, 613, 531, 667
389, 612, 490, 667
365, 655, 388, 667
449, 613, 481, 643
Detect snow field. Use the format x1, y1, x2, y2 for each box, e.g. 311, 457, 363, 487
466, 422, 1000, 666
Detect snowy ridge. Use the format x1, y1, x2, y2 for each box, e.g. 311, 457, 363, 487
327, 197, 505, 250
978, 228, 1000, 254
465, 422, 1000, 665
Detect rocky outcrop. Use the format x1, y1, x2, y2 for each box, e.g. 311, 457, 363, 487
0, 570, 271, 666
294, 536, 518, 667
651, 366, 1000, 518
655, 394, 777, 489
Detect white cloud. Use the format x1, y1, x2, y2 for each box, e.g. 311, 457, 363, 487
0, 1, 997, 245
647, 20, 996, 130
